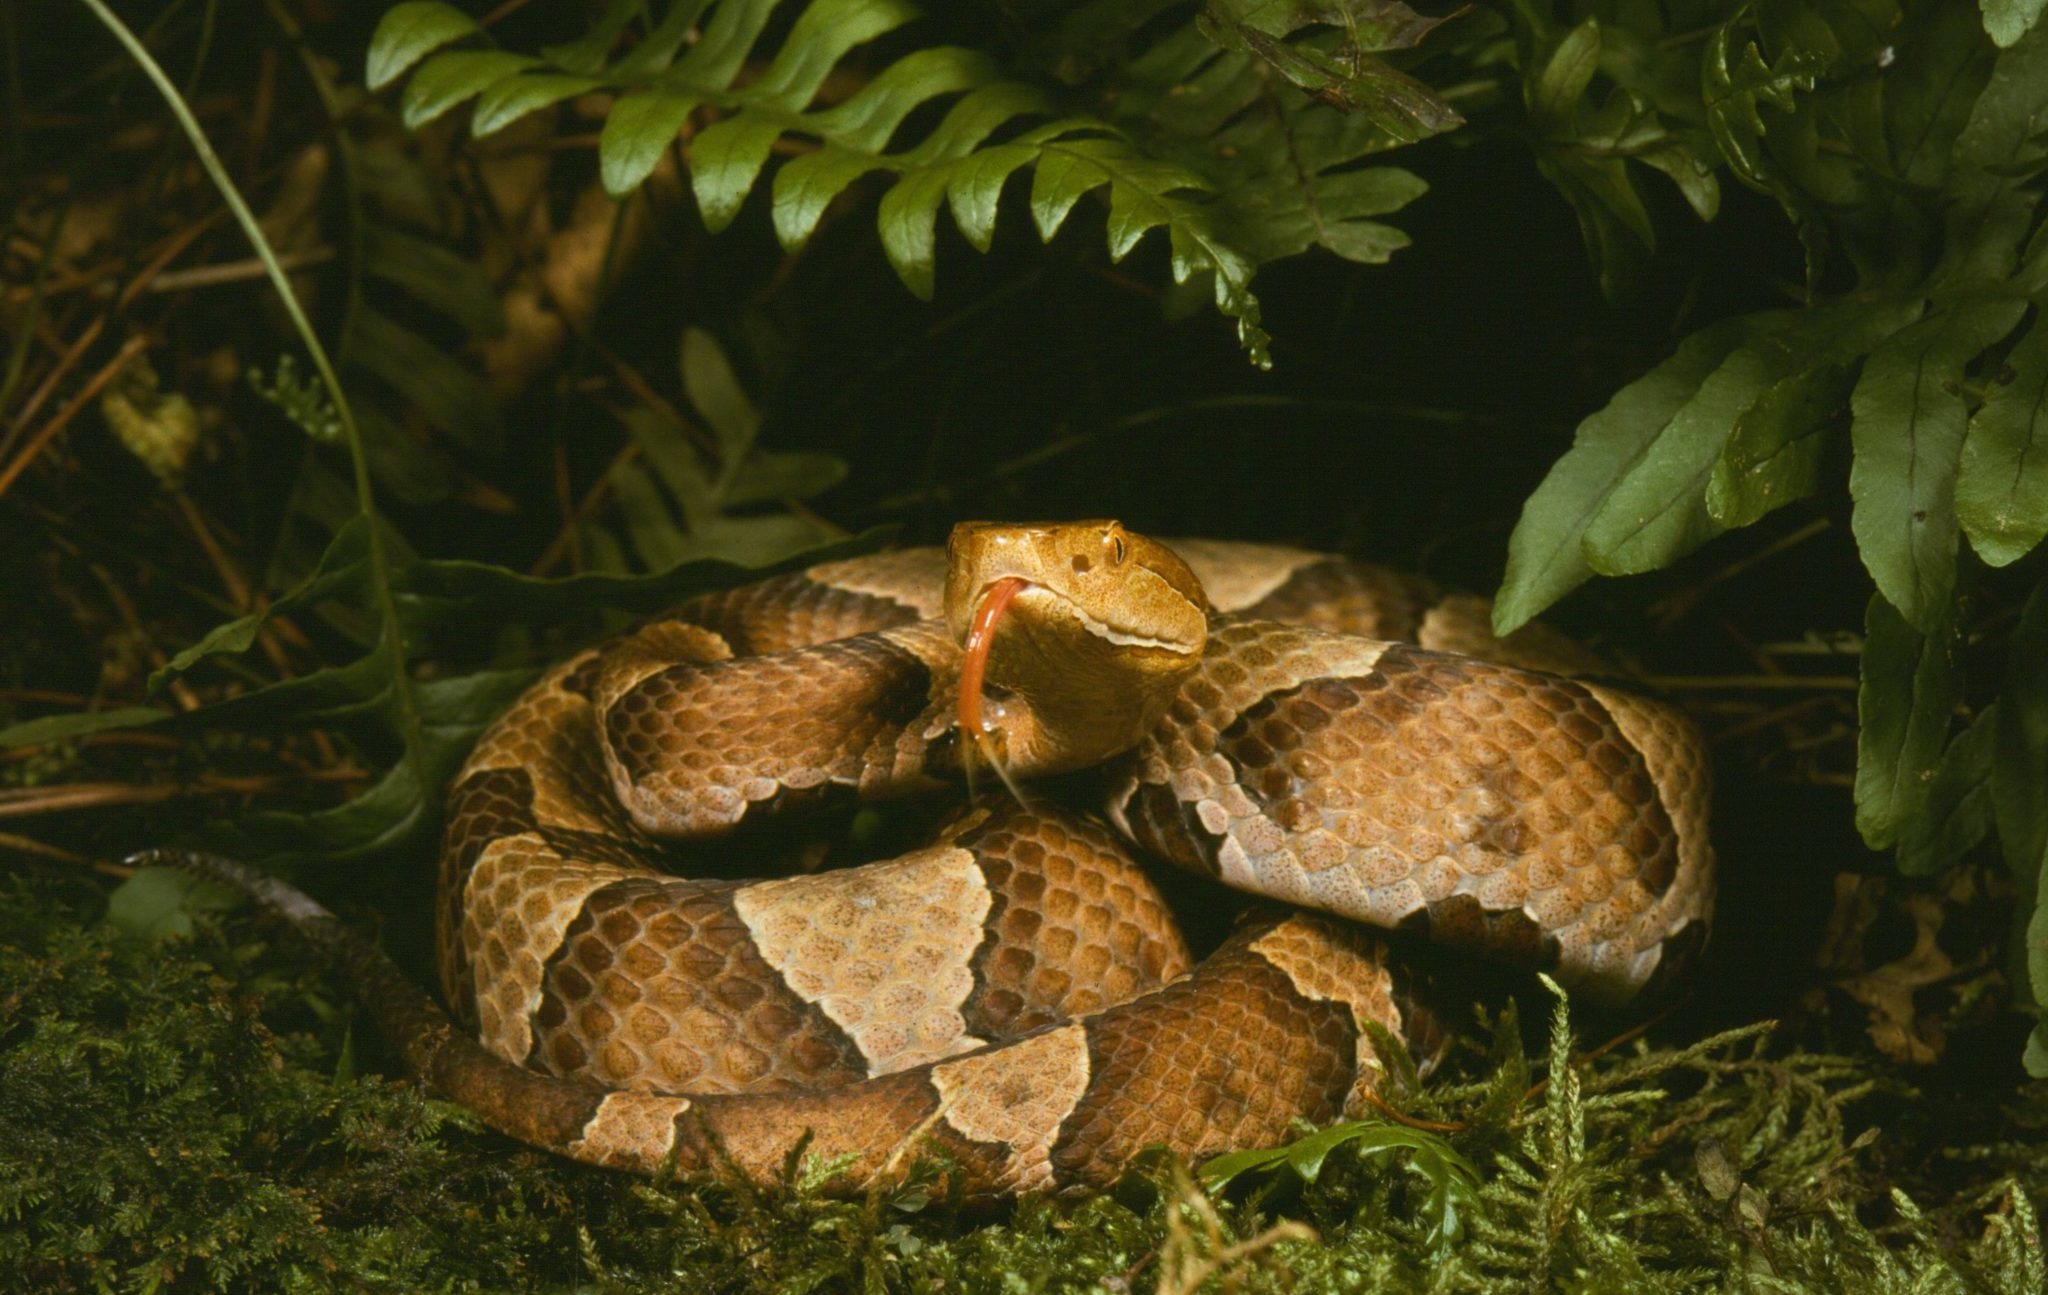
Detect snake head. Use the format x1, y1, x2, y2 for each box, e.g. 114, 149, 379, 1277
944, 520, 1207, 773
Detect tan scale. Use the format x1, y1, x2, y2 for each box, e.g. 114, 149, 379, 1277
461, 840, 642, 1064
805, 549, 949, 617
929, 1023, 1095, 1195
731, 846, 996, 1076
566, 1090, 690, 1170
390, 522, 1715, 1200
1246, 920, 1404, 1114
1168, 538, 1324, 612
454, 653, 625, 836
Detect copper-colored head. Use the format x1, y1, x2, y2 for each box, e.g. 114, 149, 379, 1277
944, 521, 1208, 772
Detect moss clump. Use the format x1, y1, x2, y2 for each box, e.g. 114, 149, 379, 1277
0, 872, 2042, 1293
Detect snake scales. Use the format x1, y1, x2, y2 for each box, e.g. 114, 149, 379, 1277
165, 521, 1715, 1203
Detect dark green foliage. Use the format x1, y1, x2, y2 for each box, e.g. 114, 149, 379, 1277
1475, 3, 2048, 1070
368, 0, 1445, 368
3, 877, 2043, 1293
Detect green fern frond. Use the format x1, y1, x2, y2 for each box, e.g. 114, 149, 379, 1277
369, 0, 1440, 367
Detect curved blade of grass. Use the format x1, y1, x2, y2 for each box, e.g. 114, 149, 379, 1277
77, 0, 424, 832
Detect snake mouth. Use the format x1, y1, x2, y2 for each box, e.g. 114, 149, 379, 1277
974, 578, 1201, 654
957, 576, 1200, 743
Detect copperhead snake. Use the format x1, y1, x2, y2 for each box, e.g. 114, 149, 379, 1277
156, 521, 1714, 1203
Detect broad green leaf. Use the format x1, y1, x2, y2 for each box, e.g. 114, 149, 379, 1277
1848, 298, 2026, 632
691, 115, 788, 233
1200, 0, 1462, 144
679, 329, 759, 456
1538, 154, 1646, 300
1200, 1119, 1482, 1260
355, 402, 455, 507
1217, 27, 1460, 144
1029, 138, 1117, 242
874, 83, 1072, 296
1883, 1, 1994, 190
601, 87, 699, 197
194, 746, 435, 868
689, 0, 918, 229
1705, 360, 1853, 528
349, 308, 505, 453
812, 46, 1001, 155
767, 49, 1004, 249
1316, 221, 1410, 264
366, 1, 478, 91
1529, 18, 1601, 128
1581, 311, 1880, 576
1703, 20, 1823, 190
360, 224, 504, 337
1984, 0, 2048, 50
400, 50, 540, 130
1580, 339, 1779, 575
878, 170, 958, 298
1898, 703, 1999, 875
394, 530, 887, 626
688, 513, 835, 566
538, 0, 643, 74
750, 0, 919, 105
1495, 318, 1753, 634
608, 0, 713, 79
1706, 299, 1925, 528
0, 706, 175, 750
1223, 166, 1427, 265
1633, 141, 1721, 222
1855, 594, 1961, 850
471, 73, 605, 138
157, 518, 376, 687
945, 143, 1042, 253
356, 142, 444, 229
1953, 20, 2048, 202
105, 867, 240, 942
611, 458, 690, 568
1748, 0, 1899, 85
765, 146, 876, 249
621, 409, 714, 527
1957, 312, 2048, 568
1994, 577, 2048, 1075
723, 450, 848, 506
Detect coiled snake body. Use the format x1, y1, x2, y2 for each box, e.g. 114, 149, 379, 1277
186, 522, 1714, 1203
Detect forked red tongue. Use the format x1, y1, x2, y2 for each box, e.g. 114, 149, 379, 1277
958, 576, 1032, 743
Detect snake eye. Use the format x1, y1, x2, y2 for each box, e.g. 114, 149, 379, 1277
1109, 533, 1127, 565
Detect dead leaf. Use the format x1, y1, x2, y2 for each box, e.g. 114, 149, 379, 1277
1834, 892, 1954, 1063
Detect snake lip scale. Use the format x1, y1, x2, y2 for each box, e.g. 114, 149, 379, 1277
155, 521, 1714, 1204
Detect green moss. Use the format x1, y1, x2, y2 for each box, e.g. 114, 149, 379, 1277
1, 873, 2041, 1294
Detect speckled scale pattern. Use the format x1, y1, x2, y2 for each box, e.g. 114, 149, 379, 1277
953, 806, 1193, 1037
1047, 917, 1368, 1186
602, 623, 959, 834
1108, 621, 1711, 1001
1232, 557, 1440, 640
672, 571, 925, 656
531, 877, 869, 1093
431, 540, 1713, 1199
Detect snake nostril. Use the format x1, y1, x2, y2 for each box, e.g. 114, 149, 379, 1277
1071, 555, 1092, 574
